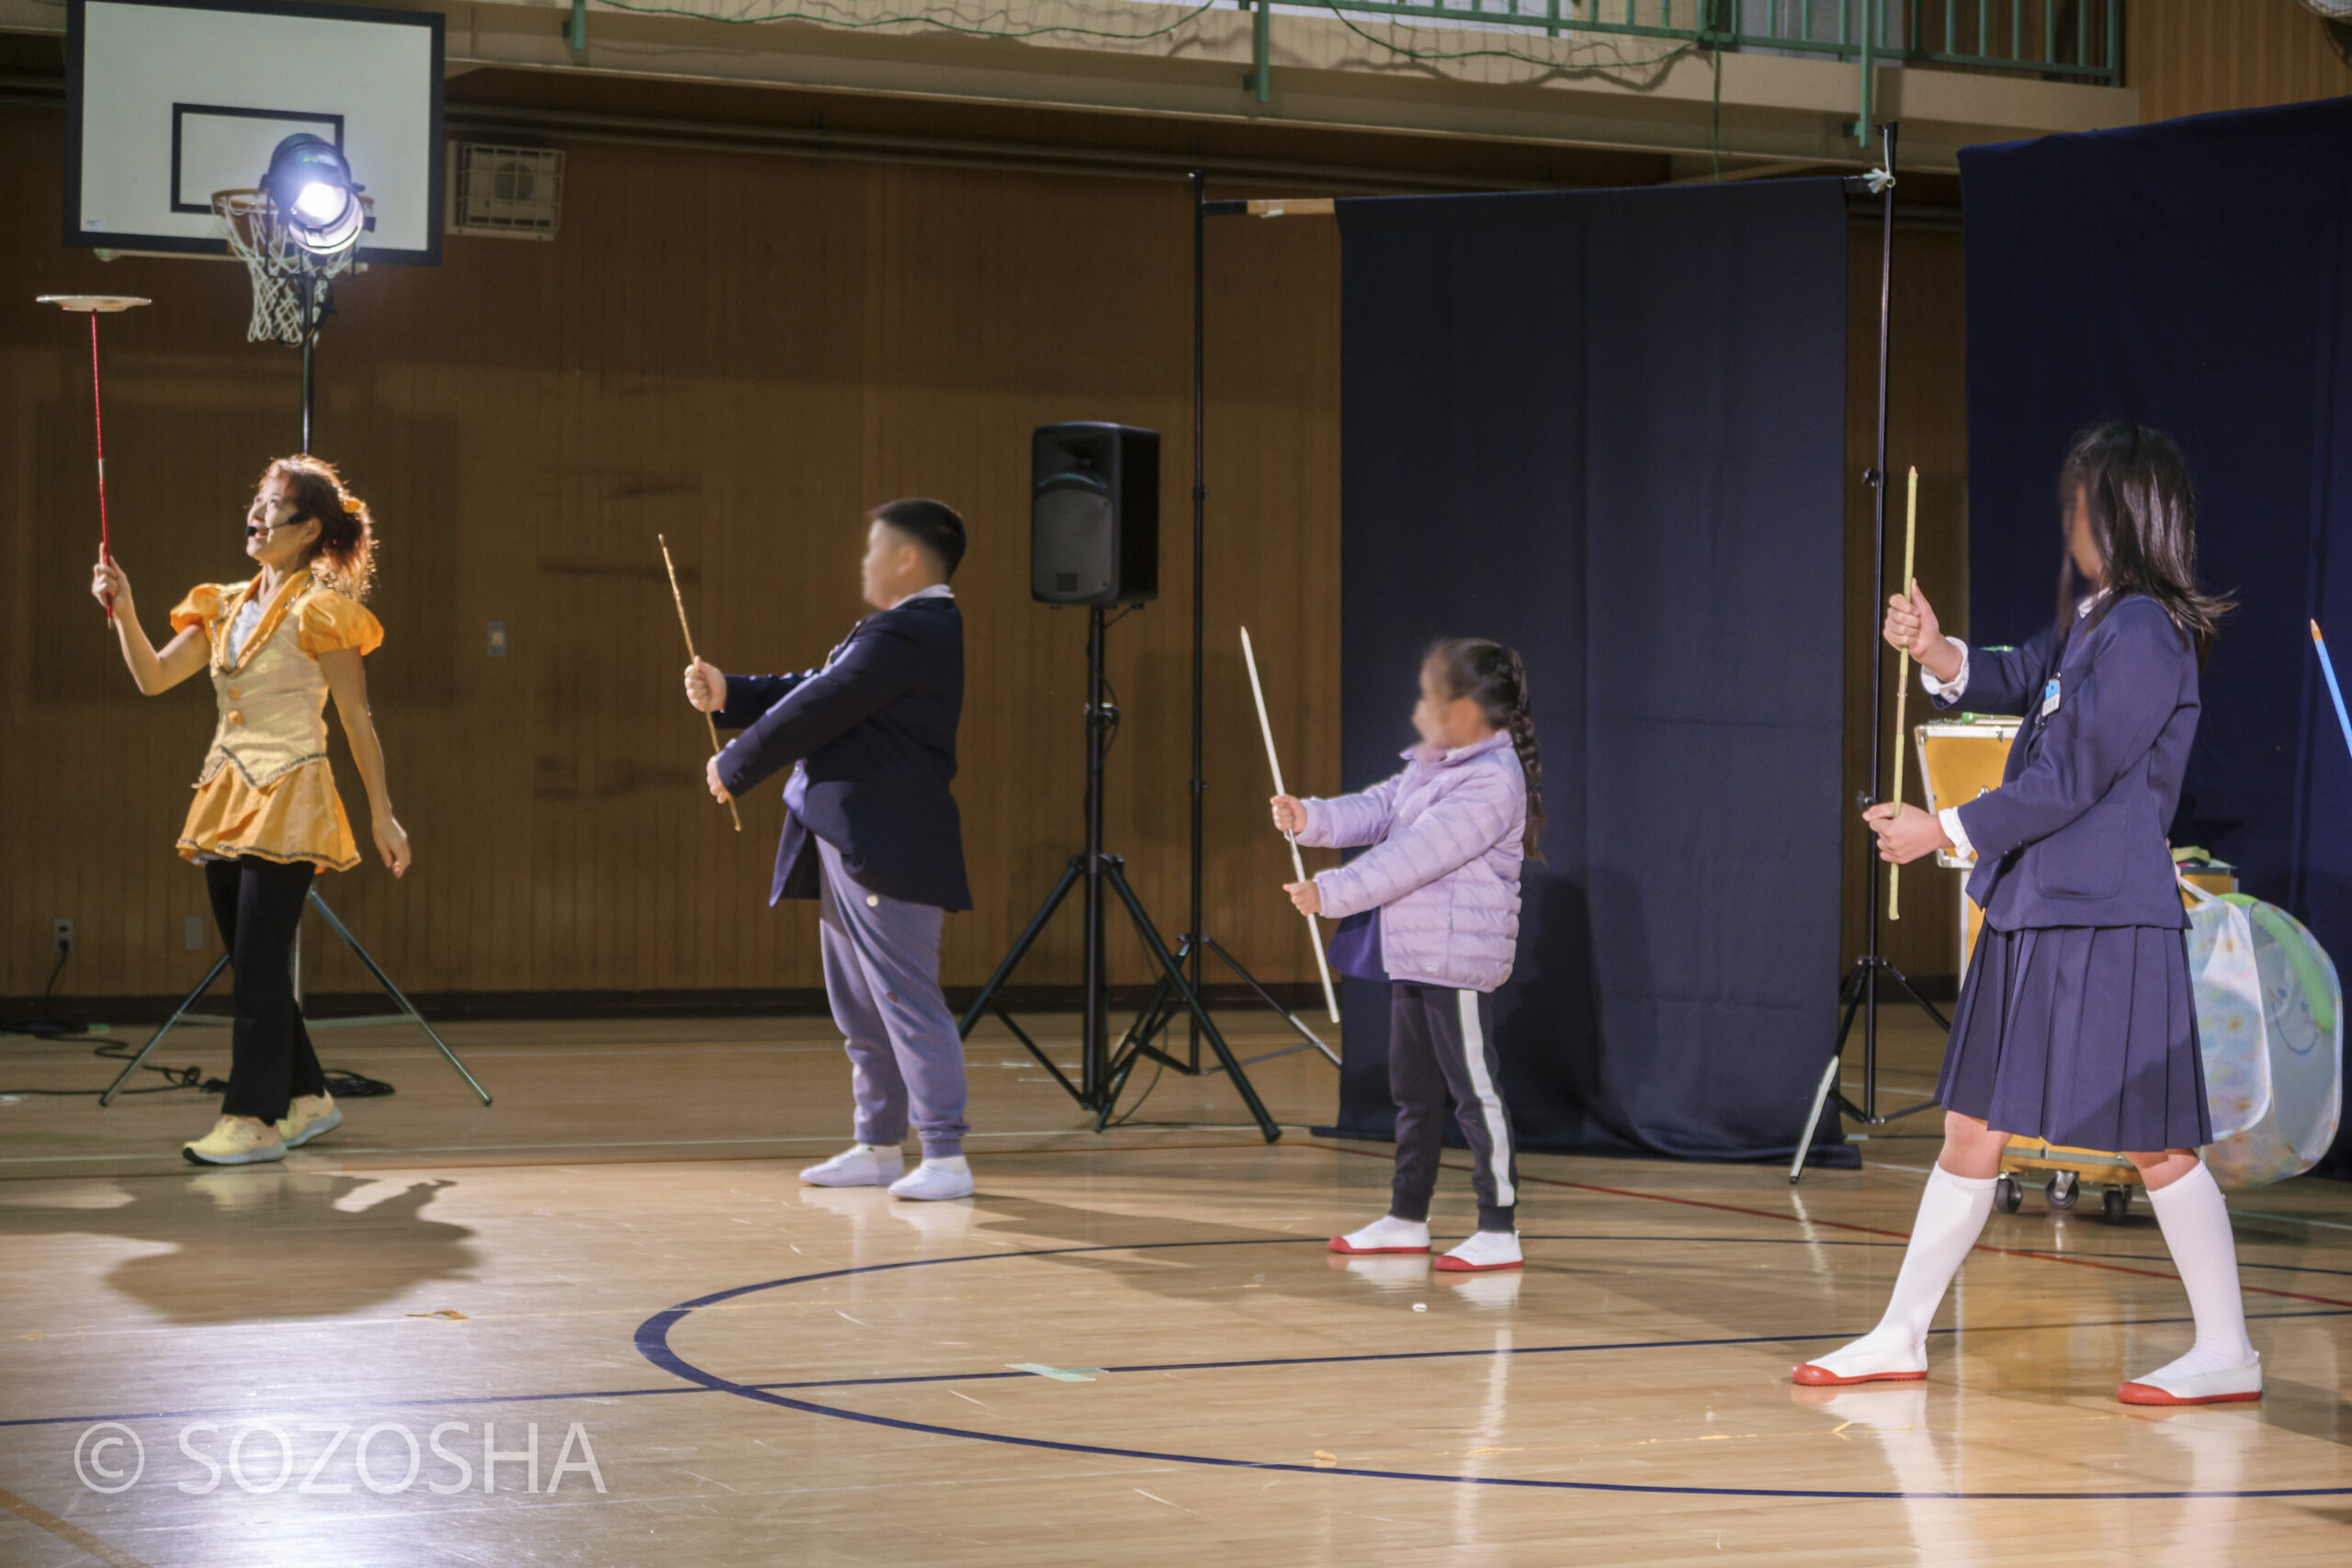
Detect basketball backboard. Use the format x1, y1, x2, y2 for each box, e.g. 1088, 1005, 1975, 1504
64, 0, 443, 265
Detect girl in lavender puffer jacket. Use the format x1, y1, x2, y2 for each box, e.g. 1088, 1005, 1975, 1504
1273, 638, 1543, 1273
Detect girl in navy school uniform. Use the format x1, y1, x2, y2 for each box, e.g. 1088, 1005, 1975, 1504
1272, 639, 1540, 1273
1798, 423, 2255, 1405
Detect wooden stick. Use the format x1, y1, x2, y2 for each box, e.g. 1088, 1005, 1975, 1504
1889, 467, 1918, 920
2314, 620, 2352, 765
1242, 627, 1340, 1023
659, 534, 741, 832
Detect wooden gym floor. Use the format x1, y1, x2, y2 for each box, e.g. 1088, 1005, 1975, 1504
2, 1008, 2347, 1566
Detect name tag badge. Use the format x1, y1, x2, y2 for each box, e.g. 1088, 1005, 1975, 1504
2041, 676, 2063, 718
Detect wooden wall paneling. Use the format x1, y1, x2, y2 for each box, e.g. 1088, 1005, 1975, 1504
2131, 0, 2352, 126
6, 94, 1852, 1009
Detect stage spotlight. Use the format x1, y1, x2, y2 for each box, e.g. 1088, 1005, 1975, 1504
262, 133, 367, 255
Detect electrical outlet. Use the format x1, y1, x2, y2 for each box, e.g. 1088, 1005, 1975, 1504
51, 918, 73, 954
184, 915, 206, 952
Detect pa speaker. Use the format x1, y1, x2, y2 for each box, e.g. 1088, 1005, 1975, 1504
1031, 422, 1159, 606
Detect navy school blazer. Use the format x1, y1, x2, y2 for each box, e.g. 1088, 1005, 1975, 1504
712, 592, 972, 912
1934, 592, 2198, 931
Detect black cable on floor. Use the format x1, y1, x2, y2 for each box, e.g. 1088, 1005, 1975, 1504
0, 947, 88, 1040
323, 1068, 395, 1099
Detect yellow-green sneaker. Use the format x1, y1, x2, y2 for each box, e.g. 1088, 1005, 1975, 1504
183, 1115, 287, 1167
277, 1093, 342, 1149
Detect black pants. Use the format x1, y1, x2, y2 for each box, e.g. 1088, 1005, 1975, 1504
1387, 982, 1518, 1233
205, 856, 326, 1122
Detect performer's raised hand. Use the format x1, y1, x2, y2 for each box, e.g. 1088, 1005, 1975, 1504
1271, 794, 1306, 835
92, 556, 131, 617
1883, 583, 1967, 685
684, 657, 728, 713
1882, 583, 1943, 662
1862, 800, 1951, 864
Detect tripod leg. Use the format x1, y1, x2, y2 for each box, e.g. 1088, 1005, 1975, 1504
957, 859, 1082, 1038
307, 892, 492, 1106
1205, 936, 1340, 1066
99, 953, 230, 1107
1103, 865, 1281, 1143
1880, 959, 1953, 1032
991, 1007, 1084, 1105
1094, 969, 1185, 1131
1790, 1052, 1844, 1185
1121, 964, 1184, 1065
1788, 964, 1871, 1182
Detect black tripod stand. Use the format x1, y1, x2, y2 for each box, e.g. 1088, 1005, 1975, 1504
956, 604, 1281, 1142
1790, 120, 1945, 1181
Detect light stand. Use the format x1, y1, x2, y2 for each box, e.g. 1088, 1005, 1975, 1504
1091, 173, 1341, 1126
99, 888, 491, 1109
1791, 121, 1946, 1181
151, 153, 474, 1111
957, 604, 1281, 1142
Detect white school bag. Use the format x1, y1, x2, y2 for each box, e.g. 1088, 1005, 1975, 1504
2181, 878, 2343, 1190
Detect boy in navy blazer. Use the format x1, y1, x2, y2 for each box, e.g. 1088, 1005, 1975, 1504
684, 499, 976, 1201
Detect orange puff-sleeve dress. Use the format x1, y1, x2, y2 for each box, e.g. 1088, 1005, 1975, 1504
168, 572, 384, 872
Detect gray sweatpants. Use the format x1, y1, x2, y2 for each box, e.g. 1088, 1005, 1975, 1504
816, 836, 969, 1158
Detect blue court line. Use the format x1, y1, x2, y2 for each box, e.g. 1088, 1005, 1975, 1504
17, 1305, 2350, 1436
631, 1234, 2352, 1503
9, 1235, 2347, 1458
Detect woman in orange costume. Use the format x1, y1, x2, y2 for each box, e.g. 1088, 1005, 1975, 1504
92, 455, 411, 1167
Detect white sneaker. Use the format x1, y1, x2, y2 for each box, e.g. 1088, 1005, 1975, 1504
1329, 1214, 1431, 1255
2119, 1351, 2263, 1405
183, 1115, 287, 1168
1435, 1230, 1522, 1272
799, 1145, 905, 1188
276, 1093, 342, 1149
888, 1157, 974, 1201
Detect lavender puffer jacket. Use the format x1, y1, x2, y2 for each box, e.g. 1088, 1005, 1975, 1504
1298, 731, 1528, 993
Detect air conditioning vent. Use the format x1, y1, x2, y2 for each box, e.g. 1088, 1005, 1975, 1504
447, 143, 564, 241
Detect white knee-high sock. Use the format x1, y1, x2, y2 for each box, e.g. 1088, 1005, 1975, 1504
1805, 1165, 1996, 1375
2141, 1160, 2256, 1378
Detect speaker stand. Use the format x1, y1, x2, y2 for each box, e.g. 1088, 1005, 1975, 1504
956, 604, 1281, 1142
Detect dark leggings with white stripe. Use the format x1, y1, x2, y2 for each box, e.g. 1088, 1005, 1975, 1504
1386, 981, 1517, 1233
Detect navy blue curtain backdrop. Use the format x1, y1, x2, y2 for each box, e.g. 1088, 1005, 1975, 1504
1324, 178, 1853, 1166
1961, 100, 2352, 1178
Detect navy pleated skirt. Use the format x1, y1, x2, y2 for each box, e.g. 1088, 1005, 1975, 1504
1939, 923, 2212, 1152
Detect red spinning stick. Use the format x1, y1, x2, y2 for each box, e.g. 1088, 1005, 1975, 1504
38, 294, 151, 621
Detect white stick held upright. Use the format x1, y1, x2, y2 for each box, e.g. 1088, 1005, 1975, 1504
1241, 627, 1341, 1024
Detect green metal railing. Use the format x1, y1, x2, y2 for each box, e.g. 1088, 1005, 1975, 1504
1242, 0, 2121, 136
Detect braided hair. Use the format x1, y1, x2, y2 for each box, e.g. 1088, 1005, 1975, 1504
264, 455, 377, 604
1428, 637, 1544, 860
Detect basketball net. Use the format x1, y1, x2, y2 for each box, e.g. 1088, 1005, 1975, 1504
212, 188, 364, 346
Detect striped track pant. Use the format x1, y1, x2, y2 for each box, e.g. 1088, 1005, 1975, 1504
1386, 981, 1517, 1233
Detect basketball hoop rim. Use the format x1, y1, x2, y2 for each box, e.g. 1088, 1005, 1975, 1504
210, 187, 375, 212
